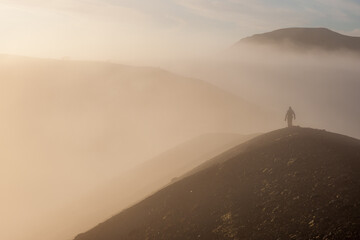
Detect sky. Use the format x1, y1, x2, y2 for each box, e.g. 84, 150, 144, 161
0, 0, 360, 63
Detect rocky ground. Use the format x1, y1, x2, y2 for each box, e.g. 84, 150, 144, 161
74, 127, 360, 240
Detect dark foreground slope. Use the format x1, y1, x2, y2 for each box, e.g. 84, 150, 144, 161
74, 127, 360, 240
57, 133, 256, 239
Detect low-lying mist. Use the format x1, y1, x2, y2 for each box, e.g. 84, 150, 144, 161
1, 41, 359, 240
0, 54, 275, 240
164, 44, 360, 139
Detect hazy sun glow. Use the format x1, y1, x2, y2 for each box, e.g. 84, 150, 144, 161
0, 0, 360, 64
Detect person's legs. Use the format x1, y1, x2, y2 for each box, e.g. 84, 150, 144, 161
288, 118, 293, 127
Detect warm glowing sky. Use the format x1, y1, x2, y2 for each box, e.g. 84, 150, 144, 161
1, 0, 360, 63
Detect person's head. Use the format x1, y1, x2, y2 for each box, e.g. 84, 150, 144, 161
289, 106, 292, 110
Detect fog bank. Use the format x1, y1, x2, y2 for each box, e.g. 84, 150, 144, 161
164, 45, 360, 138
0, 55, 273, 240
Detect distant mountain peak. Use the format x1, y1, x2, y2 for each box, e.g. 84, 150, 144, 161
236, 27, 360, 52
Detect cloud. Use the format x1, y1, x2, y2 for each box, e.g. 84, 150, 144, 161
0, 0, 152, 24
172, 0, 360, 37
173, 0, 309, 33
3, 0, 359, 35
1, 0, 359, 63
315, 0, 360, 17
0, 0, 83, 12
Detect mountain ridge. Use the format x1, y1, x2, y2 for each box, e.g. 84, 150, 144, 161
74, 127, 360, 240
50, 133, 256, 240
236, 27, 360, 52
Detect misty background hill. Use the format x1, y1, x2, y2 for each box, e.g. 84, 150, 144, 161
0, 55, 274, 240
237, 27, 360, 52
74, 127, 360, 240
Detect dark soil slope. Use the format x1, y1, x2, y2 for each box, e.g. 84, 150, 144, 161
237, 27, 360, 52
74, 127, 360, 240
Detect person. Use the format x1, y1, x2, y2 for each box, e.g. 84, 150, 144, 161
285, 107, 296, 127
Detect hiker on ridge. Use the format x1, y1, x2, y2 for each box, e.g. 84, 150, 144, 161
285, 107, 296, 127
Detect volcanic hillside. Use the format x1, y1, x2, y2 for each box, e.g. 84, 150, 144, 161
48, 133, 256, 240
237, 27, 360, 52
74, 127, 360, 240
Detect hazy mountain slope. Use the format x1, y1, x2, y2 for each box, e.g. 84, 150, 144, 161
53, 133, 257, 240
0, 55, 270, 165
74, 127, 360, 240
236, 27, 360, 52
0, 55, 273, 240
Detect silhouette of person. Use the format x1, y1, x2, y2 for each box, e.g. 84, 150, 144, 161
285, 107, 296, 127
